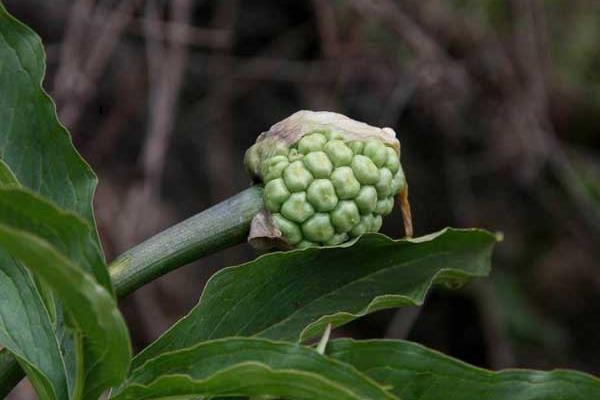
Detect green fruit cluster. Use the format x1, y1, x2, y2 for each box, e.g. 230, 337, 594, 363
259, 131, 406, 248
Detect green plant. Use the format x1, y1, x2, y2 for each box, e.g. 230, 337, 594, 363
0, 4, 598, 400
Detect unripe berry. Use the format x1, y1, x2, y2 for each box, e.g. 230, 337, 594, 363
306, 179, 338, 212
348, 141, 364, 154
324, 140, 353, 167
283, 160, 314, 192
303, 151, 333, 178
354, 186, 377, 214
281, 192, 315, 223
326, 233, 349, 246
302, 213, 335, 242
376, 197, 394, 216
351, 155, 380, 185
372, 214, 383, 232
331, 200, 360, 233
331, 166, 361, 199
264, 178, 291, 213
363, 139, 387, 167
391, 167, 406, 194
298, 133, 327, 154
375, 168, 393, 198
261, 155, 289, 183
384, 147, 400, 174
350, 214, 372, 237
363, 214, 377, 232
272, 214, 303, 245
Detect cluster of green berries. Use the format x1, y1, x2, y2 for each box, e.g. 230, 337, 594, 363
259, 131, 406, 248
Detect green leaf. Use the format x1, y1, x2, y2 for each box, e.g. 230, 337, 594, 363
0, 3, 101, 239
0, 188, 131, 399
113, 338, 396, 400
0, 186, 73, 400
0, 252, 68, 400
327, 339, 600, 400
0, 4, 123, 399
134, 228, 496, 368
0, 187, 110, 291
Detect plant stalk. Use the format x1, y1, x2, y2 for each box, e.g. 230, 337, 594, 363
110, 185, 264, 297
0, 185, 265, 396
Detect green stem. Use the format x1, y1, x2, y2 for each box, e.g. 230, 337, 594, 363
0, 185, 265, 395
110, 186, 264, 297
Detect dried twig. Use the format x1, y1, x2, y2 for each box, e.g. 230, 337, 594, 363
204, 0, 238, 201
131, 17, 232, 49
141, 0, 193, 195
55, 0, 141, 130
53, 0, 94, 100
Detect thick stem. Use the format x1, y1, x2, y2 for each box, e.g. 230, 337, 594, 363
0, 185, 264, 395
110, 185, 264, 297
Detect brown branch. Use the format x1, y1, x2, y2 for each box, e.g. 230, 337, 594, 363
347, 0, 446, 61
56, 0, 142, 130
52, 0, 95, 109
306, 0, 341, 110
141, 0, 193, 194
311, 0, 340, 59
130, 17, 232, 49
203, 0, 239, 202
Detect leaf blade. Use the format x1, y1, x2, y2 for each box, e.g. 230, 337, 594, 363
134, 228, 496, 368
0, 3, 100, 232
327, 339, 600, 400
0, 221, 131, 399
0, 252, 68, 400
0, 4, 124, 398
0, 2, 110, 293
113, 338, 396, 400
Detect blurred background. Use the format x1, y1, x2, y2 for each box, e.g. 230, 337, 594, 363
5, 0, 600, 397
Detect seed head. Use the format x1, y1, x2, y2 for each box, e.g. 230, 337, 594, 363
246, 111, 411, 249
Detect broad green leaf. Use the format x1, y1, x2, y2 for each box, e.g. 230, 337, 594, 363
0, 4, 121, 399
0, 222, 131, 399
0, 187, 109, 290
113, 338, 396, 400
0, 187, 112, 399
0, 0, 110, 296
0, 3, 102, 243
134, 228, 496, 368
0, 252, 68, 400
327, 339, 600, 400
0, 165, 68, 399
